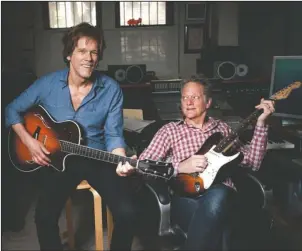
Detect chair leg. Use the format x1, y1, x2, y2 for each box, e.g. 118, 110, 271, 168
89, 188, 104, 251
106, 207, 114, 248
222, 225, 232, 251
65, 198, 75, 250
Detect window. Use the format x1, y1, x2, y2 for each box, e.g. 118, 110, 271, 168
116, 1, 174, 27
46, 2, 97, 29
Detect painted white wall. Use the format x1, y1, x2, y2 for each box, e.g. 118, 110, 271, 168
99, 2, 180, 79
33, 2, 238, 79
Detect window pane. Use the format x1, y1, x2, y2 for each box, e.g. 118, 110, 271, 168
132, 1, 141, 20
120, 2, 125, 26
74, 2, 83, 24
82, 2, 91, 23
49, 2, 58, 28
48, 1, 97, 29
57, 2, 66, 28
91, 2, 96, 26
158, 2, 166, 25
141, 2, 150, 25
149, 2, 159, 25
124, 2, 133, 25
65, 2, 74, 27
119, 1, 166, 26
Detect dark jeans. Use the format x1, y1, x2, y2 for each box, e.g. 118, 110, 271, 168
35, 155, 140, 251
171, 184, 237, 250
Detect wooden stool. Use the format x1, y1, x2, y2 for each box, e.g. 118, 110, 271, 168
64, 180, 114, 250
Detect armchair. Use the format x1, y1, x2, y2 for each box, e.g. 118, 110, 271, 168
137, 169, 273, 250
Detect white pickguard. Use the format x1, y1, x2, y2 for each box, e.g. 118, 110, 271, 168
199, 145, 240, 189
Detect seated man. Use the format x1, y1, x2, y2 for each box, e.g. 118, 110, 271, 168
5, 22, 138, 250
117, 79, 275, 250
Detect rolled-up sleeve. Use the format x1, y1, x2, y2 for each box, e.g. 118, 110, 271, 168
5, 76, 51, 128
239, 125, 269, 170
104, 85, 127, 152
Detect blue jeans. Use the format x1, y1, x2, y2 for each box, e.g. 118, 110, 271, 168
171, 184, 237, 250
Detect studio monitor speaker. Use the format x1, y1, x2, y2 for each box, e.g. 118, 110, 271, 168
108, 64, 146, 85
213, 61, 249, 80
197, 46, 256, 80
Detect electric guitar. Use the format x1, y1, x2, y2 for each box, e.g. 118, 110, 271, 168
171, 81, 302, 197
8, 105, 174, 180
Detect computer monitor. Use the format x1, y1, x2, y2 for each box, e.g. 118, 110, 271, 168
269, 56, 302, 121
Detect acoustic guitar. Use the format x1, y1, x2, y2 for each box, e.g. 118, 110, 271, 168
171, 81, 302, 197
8, 105, 174, 180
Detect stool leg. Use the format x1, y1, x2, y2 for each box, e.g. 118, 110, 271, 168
90, 188, 103, 251
106, 207, 114, 248
65, 198, 75, 250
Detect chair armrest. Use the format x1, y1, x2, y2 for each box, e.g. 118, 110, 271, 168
143, 180, 173, 236
143, 180, 187, 243
246, 173, 266, 209
144, 180, 171, 205
233, 169, 266, 210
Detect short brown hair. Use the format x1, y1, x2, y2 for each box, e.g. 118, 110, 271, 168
62, 22, 104, 66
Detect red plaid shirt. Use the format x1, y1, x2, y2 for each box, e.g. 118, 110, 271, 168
139, 117, 268, 188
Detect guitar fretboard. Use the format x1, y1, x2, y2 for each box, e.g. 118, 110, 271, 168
214, 109, 263, 153
59, 140, 138, 166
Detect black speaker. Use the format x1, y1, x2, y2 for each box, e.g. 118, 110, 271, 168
197, 46, 258, 80
108, 64, 146, 85
213, 61, 249, 80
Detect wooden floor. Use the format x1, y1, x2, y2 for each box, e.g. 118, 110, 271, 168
1, 190, 145, 250
2, 187, 302, 250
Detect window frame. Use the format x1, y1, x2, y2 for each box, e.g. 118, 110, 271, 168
42, 2, 102, 30
115, 1, 174, 28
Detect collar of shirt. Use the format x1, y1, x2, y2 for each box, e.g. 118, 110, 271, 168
58, 68, 105, 90
176, 116, 220, 133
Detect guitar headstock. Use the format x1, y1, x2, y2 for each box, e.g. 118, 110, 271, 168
270, 81, 302, 100
137, 159, 174, 180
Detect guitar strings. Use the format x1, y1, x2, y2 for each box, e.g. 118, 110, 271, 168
28, 131, 137, 166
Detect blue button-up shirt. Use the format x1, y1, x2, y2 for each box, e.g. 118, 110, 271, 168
5, 68, 126, 152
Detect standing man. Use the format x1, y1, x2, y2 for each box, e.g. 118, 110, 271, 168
6, 22, 138, 250
117, 79, 275, 250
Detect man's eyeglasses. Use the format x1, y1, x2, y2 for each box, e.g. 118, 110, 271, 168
181, 95, 202, 101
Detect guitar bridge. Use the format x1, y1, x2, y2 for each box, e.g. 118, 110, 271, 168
33, 126, 41, 139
